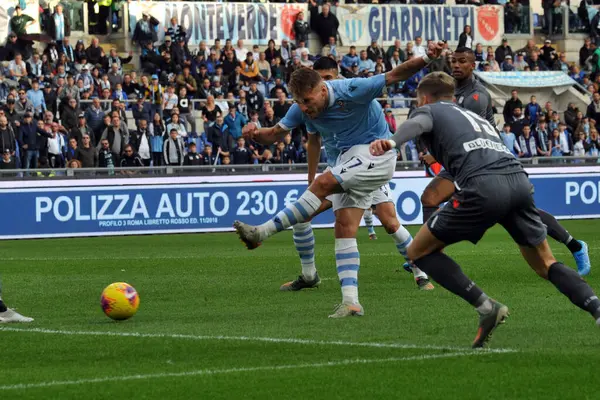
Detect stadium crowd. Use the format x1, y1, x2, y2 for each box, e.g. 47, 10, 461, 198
0, 1, 598, 174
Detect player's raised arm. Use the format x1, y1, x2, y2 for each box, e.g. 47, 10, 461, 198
385, 41, 444, 86
243, 103, 304, 145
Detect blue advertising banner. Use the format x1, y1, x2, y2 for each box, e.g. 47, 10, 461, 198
129, 2, 307, 46
475, 71, 576, 88
0, 173, 597, 239
336, 4, 503, 47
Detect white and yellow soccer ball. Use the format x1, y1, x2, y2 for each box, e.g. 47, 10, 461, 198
101, 282, 140, 320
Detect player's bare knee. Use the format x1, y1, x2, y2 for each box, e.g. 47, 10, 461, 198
309, 173, 339, 199
380, 217, 400, 235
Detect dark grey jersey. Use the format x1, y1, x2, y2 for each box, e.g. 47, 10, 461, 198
455, 76, 495, 127
409, 101, 522, 187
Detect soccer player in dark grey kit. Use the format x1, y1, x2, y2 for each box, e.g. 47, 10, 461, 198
419, 48, 591, 276
370, 72, 600, 348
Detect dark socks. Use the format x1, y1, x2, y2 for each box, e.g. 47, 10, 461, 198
414, 251, 486, 307
538, 209, 582, 253
548, 262, 600, 320
566, 239, 583, 254
0, 299, 7, 312
422, 206, 439, 223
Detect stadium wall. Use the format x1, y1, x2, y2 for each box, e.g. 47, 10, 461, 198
1, 167, 599, 239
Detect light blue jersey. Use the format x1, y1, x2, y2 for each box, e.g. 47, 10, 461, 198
279, 74, 390, 165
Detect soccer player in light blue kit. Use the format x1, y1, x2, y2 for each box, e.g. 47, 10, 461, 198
235, 43, 444, 317
269, 57, 432, 293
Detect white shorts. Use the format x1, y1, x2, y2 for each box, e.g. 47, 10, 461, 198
329, 144, 397, 211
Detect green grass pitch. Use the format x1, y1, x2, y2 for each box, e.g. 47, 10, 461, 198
0, 220, 599, 399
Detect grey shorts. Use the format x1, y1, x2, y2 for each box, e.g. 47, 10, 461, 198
427, 172, 547, 247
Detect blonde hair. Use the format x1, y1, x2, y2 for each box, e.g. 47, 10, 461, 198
417, 72, 456, 101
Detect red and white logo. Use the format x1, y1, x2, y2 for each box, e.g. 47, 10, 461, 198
281, 6, 304, 40
477, 6, 500, 43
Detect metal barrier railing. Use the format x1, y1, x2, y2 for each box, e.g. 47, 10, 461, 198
2, 157, 598, 180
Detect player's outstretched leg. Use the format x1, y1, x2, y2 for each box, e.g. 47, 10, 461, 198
374, 201, 434, 291
234, 174, 338, 250
0, 294, 33, 324
280, 222, 321, 291
363, 208, 377, 240
520, 240, 600, 324
538, 209, 590, 276
408, 225, 508, 348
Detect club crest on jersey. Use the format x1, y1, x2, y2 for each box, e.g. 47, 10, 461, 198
336, 100, 345, 109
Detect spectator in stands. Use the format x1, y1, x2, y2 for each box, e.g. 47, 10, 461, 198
509, 107, 529, 138
273, 89, 290, 120
549, 128, 563, 158
0, 116, 17, 160
573, 131, 587, 159
528, 51, 549, 71
458, 25, 473, 49
224, 106, 247, 140
240, 52, 259, 82
97, 114, 126, 162
129, 119, 152, 167
10, 6, 35, 55
309, 1, 339, 47
564, 103, 580, 133
407, 36, 427, 57
558, 123, 573, 156
71, 113, 94, 145
48, 4, 70, 48
294, 12, 310, 46
257, 53, 272, 84
74, 134, 97, 168
367, 40, 385, 62
501, 55, 516, 71
587, 92, 600, 123
163, 129, 185, 166
505, 0, 523, 34
517, 126, 538, 158
232, 137, 253, 165
551, 52, 569, 73
47, 122, 67, 168
495, 39, 514, 65
341, 47, 359, 77
247, 82, 264, 116
535, 121, 551, 157
85, 38, 103, 67
385, 39, 405, 64
20, 113, 50, 171
503, 90, 523, 123
485, 52, 500, 72
580, 38, 593, 67
260, 40, 278, 66
525, 95, 543, 128
501, 123, 520, 157
234, 40, 248, 62
587, 129, 600, 157
98, 138, 116, 171
15, 88, 33, 118
172, 38, 192, 69
61, 98, 80, 133
66, 137, 78, 162
133, 12, 159, 49
300, 50, 313, 68
119, 144, 143, 174
279, 39, 295, 64
166, 17, 186, 44
208, 113, 233, 156
26, 80, 46, 119
201, 95, 222, 127
321, 36, 338, 59
358, 50, 375, 75
9, 53, 28, 84
166, 113, 187, 139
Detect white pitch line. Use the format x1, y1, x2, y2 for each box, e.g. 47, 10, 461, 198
0, 327, 517, 353
0, 351, 497, 391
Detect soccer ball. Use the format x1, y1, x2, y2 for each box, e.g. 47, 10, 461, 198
101, 282, 140, 320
